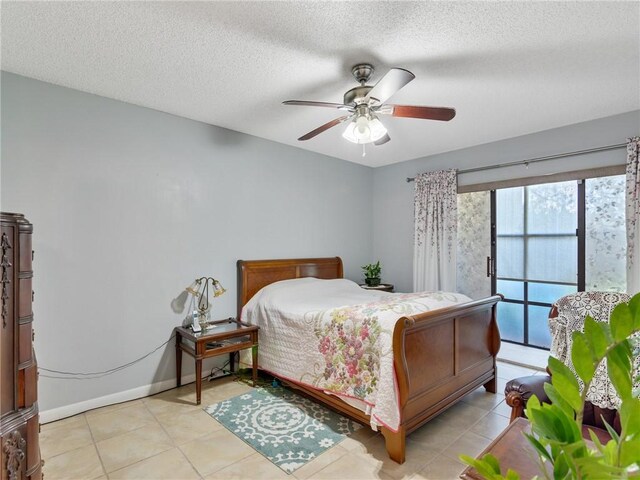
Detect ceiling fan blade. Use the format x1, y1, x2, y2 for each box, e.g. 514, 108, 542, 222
382, 105, 456, 121
374, 133, 390, 146
298, 115, 351, 141
283, 100, 351, 110
364, 68, 415, 104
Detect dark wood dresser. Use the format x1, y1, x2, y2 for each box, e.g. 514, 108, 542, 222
0, 213, 42, 479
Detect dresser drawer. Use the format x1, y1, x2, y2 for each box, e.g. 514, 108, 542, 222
19, 234, 32, 272
18, 322, 32, 365
18, 277, 32, 318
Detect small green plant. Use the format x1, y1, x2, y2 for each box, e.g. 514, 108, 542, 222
460, 292, 640, 479
362, 261, 382, 286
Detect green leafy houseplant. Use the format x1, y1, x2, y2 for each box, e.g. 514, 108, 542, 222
362, 261, 382, 286
461, 293, 640, 479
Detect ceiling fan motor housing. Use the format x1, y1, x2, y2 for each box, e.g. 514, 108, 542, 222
343, 86, 373, 106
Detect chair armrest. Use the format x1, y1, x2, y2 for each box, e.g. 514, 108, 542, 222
505, 375, 551, 422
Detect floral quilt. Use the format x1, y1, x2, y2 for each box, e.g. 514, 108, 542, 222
242, 278, 470, 431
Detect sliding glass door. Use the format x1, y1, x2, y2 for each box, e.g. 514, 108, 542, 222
456, 174, 626, 350
494, 181, 579, 349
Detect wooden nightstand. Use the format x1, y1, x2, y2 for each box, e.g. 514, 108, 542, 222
359, 283, 394, 293
174, 318, 259, 405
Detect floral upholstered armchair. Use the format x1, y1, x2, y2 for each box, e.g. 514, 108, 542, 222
504, 291, 638, 438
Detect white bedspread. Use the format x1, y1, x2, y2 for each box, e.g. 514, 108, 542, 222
241, 278, 470, 431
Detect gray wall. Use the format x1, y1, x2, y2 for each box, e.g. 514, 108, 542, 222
373, 110, 640, 293
0, 72, 373, 414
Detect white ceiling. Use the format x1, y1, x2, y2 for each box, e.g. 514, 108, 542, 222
2, 1, 639, 167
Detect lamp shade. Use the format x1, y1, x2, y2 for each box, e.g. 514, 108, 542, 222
342, 114, 387, 144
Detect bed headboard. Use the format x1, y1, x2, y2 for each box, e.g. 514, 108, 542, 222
236, 257, 343, 318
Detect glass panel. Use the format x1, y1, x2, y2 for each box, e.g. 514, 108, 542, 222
528, 305, 552, 348
497, 237, 524, 279
528, 282, 577, 304
457, 192, 491, 299
496, 279, 524, 301
586, 175, 627, 292
527, 237, 577, 283
496, 187, 524, 234
527, 182, 577, 234
497, 302, 524, 343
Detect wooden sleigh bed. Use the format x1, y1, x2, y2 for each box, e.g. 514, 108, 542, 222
236, 257, 502, 464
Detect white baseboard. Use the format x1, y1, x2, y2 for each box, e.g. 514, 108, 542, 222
40, 374, 198, 424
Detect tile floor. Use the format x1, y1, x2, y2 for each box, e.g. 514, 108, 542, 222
40, 361, 541, 480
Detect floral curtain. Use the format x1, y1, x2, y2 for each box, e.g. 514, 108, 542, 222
627, 136, 640, 294
413, 169, 457, 292
457, 191, 491, 299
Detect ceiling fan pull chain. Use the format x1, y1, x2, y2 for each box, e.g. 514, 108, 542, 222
362, 144, 366, 157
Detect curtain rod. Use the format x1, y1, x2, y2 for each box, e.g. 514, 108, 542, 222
406, 142, 627, 182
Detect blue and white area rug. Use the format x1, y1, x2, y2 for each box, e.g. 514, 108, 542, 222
204, 387, 361, 473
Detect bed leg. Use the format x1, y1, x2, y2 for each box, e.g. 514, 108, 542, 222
484, 376, 497, 394
381, 426, 406, 464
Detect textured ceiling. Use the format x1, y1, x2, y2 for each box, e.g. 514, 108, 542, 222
2, 1, 639, 167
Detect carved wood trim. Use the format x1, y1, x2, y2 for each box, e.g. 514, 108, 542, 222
3, 430, 26, 480
1, 232, 12, 328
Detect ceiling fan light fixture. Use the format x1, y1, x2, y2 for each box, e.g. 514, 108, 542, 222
342, 114, 387, 144
368, 116, 387, 142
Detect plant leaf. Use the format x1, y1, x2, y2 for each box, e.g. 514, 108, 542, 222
629, 293, 640, 329
619, 397, 640, 438
543, 383, 573, 419
504, 470, 521, 480
583, 316, 608, 358
459, 454, 503, 479
524, 433, 553, 462
547, 357, 582, 412
571, 332, 595, 383
607, 342, 633, 400
552, 450, 573, 479
610, 303, 634, 342
601, 418, 621, 444
620, 438, 640, 467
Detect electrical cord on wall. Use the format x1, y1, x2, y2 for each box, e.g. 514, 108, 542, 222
39, 335, 178, 380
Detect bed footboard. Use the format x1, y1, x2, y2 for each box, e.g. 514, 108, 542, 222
384, 295, 502, 462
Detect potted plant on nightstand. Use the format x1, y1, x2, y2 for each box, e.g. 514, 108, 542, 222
362, 261, 382, 287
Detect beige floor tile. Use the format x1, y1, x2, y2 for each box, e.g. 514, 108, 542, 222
460, 388, 504, 411
413, 454, 466, 480
200, 379, 253, 405
491, 399, 514, 419
470, 411, 511, 440
96, 424, 173, 473
85, 399, 144, 418
496, 362, 539, 381
204, 452, 291, 479
441, 431, 492, 462
108, 447, 200, 479
497, 344, 548, 371
339, 428, 381, 453
41, 413, 87, 432
157, 408, 224, 445
41, 420, 94, 459
87, 402, 157, 442
143, 390, 202, 417
356, 437, 437, 480
179, 426, 255, 476
409, 418, 466, 452
430, 402, 489, 429
307, 451, 394, 480
43, 443, 105, 480
293, 445, 349, 479
496, 376, 509, 395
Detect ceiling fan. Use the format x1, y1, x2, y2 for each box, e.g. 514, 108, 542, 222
283, 64, 456, 152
